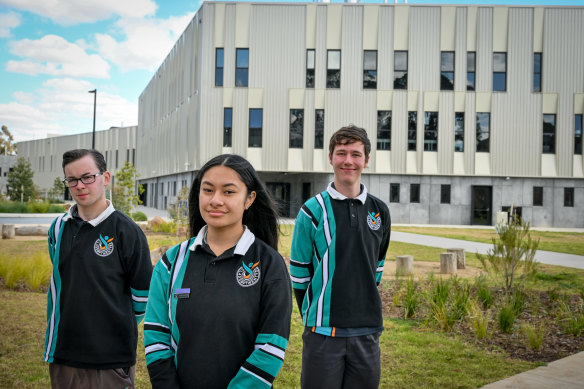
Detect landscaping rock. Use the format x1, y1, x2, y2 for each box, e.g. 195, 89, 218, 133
2, 224, 15, 239
150, 245, 173, 266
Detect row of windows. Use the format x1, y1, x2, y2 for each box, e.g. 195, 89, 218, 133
223, 108, 583, 154
216, 48, 250, 87
389, 183, 575, 208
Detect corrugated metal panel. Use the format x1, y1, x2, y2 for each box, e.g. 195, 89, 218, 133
315, 6, 327, 91
439, 93, 454, 173
454, 7, 467, 92
544, 8, 584, 177
409, 7, 440, 91
491, 7, 540, 177
476, 7, 493, 92
391, 91, 408, 173
377, 6, 394, 91
464, 93, 476, 173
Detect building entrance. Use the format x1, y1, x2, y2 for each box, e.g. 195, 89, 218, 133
471, 186, 492, 225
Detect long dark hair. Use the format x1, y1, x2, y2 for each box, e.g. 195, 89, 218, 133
188, 154, 280, 250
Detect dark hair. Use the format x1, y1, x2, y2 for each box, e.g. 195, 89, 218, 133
62, 149, 107, 173
328, 125, 371, 160
188, 154, 280, 250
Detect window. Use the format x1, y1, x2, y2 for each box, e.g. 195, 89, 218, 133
493, 52, 507, 92
440, 51, 454, 91
306, 49, 315, 88
533, 52, 542, 92
467, 52, 476, 91
363, 50, 377, 89
455, 112, 464, 152
543, 114, 556, 154
408, 111, 417, 151
476, 112, 490, 152
410, 183, 420, 203
533, 186, 543, 206
215, 48, 224, 87
235, 48, 249, 87
115, 150, 118, 169
424, 112, 438, 151
575, 114, 582, 155
248, 108, 262, 147
377, 110, 392, 150
440, 184, 451, 204
564, 188, 574, 207
315, 109, 324, 149
394, 51, 408, 89
289, 109, 304, 148
390, 183, 400, 203
126, 149, 130, 163
327, 50, 341, 88
223, 108, 232, 147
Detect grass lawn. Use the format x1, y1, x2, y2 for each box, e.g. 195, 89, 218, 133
392, 226, 584, 256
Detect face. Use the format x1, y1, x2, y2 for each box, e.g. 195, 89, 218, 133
329, 141, 369, 188
64, 154, 110, 212
199, 165, 256, 233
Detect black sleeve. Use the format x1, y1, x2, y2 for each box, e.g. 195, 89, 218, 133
147, 357, 181, 389
294, 289, 307, 315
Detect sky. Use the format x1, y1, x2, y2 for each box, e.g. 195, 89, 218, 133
1, 0, 583, 143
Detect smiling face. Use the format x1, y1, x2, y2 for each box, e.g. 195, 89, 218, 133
63, 154, 110, 219
329, 141, 369, 196
199, 165, 256, 235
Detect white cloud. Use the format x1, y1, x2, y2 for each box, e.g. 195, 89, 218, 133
95, 12, 195, 71
0, 11, 21, 38
0, 0, 157, 25
2, 78, 137, 142
7, 35, 110, 78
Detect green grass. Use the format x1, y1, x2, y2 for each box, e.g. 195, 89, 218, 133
0, 290, 539, 389
393, 226, 584, 256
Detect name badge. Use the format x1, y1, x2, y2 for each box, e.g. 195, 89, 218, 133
174, 288, 190, 299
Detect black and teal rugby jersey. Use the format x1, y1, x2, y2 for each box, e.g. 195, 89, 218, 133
44, 202, 152, 369
290, 183, 391, 330
144, 226, 292, 389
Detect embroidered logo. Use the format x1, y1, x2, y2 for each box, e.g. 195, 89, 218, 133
236, 259, 261, 287
367, 211, 382, 231
94, 234, 114, 257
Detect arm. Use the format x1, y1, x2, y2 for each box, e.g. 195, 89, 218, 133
376, 209, 392, 285
228, 260, 293, 389
126, 228, 153, 324
144, 256, 181, 388
289, 205, 315, 313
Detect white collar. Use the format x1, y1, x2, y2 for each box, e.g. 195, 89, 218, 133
189, 225, 256, 255
327, 182, 368, 204
63, 200, 115, 226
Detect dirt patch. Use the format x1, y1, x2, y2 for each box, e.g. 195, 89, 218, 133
382, 260, 485, 281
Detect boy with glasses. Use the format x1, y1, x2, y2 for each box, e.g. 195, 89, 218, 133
44, 149, 152, 388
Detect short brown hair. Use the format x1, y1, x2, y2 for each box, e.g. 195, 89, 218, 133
328, 125, 371, 159
62, 149, 107, 173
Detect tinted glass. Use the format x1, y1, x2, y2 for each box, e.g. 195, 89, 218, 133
467, 72, 475, 91
223, 108, 232, 147
250, 109, 262, 128
410, 184, 420, 203
440, 184, 451, 204
307, 49, 315, 69
289, 109, 304, 148
493, 73, 506, 92
424, 112, 438, 151
235, 69, 248, 87
215, 68, 223, 87
575, 114, 583, 155
441, 52, 454, 71
493, 53, 506, 72
543, 114, 556, 154
216, 48, 224, 67
364, 51, 377, 70
467, 52, 475, 71
315, 109, 324, 149
476, 113, 490, 152
390, 183, 400, 203
236, 48, 249, 68
328, 50, 341, 70
564, 188, 574, 207
395, 51, 407, 70
377, 110, 392, 150
455, 112, 464, 152
533, 186, 543, 206
408, 111, 417, 151
534, 53, 541, 73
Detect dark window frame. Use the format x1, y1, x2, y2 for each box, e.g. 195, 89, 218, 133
394, 50, 408, 90
533, 52, 542, 92
575, 114, 582, 155
235, 48, 249, 87
424, 111, 439, 151
377, 110, 392, 151
215, 48, 224, 87
363, 50, 377, 89
408, 111, 417, 151
289, 109, 304, 149
306, 49, 315, 88
390, 183, 400, 203
248, 108, 262, 147
476, 112, 490, 152
493, 52, 507, 92
327, 49, 341, 88
467, 51, 476, 91
440, 184, 451, 204
440, 51, 455, 91
315, 109, 324, 149
533, 186, 543, 207
543, 113, 556, 154
223, 107, 232, 147
564, 187, 574, 207
455, 112, 464, 152
410, 183, 420, 203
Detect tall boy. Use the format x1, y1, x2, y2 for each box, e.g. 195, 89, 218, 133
290, 125, 391, 389
44, 149, 152, 388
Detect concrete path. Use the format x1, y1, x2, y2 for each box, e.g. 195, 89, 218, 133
391, 231, 584, 270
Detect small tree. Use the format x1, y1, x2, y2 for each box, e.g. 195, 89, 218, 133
48, 177, 65, 201
168, 185, 189, 237
477, 217, 539, 295
7, 157, 36, 202
0, 125, 17, 155
112, 161, 144, 216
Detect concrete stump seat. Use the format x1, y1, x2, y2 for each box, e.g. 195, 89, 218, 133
396, 255, 414, 276
440, 252, 457, 274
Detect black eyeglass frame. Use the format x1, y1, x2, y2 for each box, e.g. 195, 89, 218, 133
62, 172, 104, 188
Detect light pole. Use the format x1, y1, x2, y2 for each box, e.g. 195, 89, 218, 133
88, 89, 97, 149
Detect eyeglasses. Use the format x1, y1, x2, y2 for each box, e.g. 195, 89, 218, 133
62, 173, 104, 188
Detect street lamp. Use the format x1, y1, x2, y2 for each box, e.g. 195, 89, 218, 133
88, 89, 97, 149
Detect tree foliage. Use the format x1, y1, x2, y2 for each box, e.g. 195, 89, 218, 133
477, 217, 539, 295
48, 177, 65, 201
7, 157, 36, 202
0, 125, 17, 155
112, 161, 144, 216
168, 185, 189, 237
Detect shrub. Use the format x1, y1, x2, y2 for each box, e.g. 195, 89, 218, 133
559, 307, 584, 336
403, 277, 420, 319
27, 201, 50, 213
453, 281, 471, 320
0, 201, 29, 213
0, 251, 51, 291
132, 211, 148, 221
475, 275, 494, 309
468, 301, 489, 339
511, 287, 527, 315
498, 304, 516, 333
151, 220, 177, 235
521, 322, 546, 350
47, 204, 66, 213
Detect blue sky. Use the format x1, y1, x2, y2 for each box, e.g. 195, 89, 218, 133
1, 0, 583, 142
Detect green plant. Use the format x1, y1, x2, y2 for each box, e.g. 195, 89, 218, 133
7, 157, 36, 202
0, 201, 29, 213
112, 161, 144, 216
403, 277, 420, 319
48, 177, 65, 201
151, 220, 177, 235
453, 281, 471, 320
132, 211, 148, 221
468, 301, 489, 339
477, 216, 540, 295
498, 303, 516, 333
511, 287, 527, 315
521, 322, 546, 350
47, 204, 66, 213
27, 201, 50, 213
168, 186, 189, 235
475, 275, 494, 309
26, 252, 52, 291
